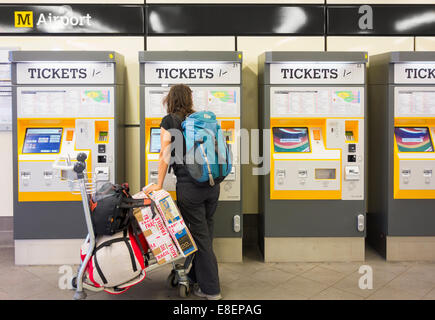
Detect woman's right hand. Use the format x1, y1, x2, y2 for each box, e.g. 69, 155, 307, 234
143, 183, 162, 196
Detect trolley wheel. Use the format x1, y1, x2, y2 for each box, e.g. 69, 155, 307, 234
179, 284, 190, 298
166, 271, 178, 289
175, 263, 183, 270
71, 276, 77, 290
73, 290, 87, 300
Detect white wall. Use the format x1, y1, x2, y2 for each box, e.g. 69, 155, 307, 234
416, 37, 435, 51
327, 0, 435, 3
0, 132, 13, 217
327, 37, 414, 56
147, 0, 322, 2
5, 0, 143, 3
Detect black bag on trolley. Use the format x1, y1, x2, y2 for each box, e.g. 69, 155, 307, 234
90, 182, 155, 236
83, 182, 159, 294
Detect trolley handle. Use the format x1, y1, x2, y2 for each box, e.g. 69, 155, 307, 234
74, 161, 86, 174
74, 153, 87, 176
76, 152, 87, 163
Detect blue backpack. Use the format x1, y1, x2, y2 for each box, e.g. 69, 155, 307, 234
178, 111, 232, 187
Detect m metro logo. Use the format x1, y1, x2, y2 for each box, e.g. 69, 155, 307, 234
14, 11, 33, 28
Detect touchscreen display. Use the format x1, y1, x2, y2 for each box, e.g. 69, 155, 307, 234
149, 128, 161, 153
22, 128, 63, 154
273, 127, 310, 152
395, 127, 434, 152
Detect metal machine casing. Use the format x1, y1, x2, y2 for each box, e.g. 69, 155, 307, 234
368, 51, 435, 260
12, 51, 125, 264
259, 51, 368, 262
139, 51, 243, 261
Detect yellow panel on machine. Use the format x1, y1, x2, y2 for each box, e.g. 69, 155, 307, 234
17, 118, 94, 202
393, 118, 435, 199
269, 117, 362, 200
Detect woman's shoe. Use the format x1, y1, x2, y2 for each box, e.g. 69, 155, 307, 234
193, 287, 222, 300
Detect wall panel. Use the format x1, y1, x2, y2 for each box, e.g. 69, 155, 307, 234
147, 0, 323, 3
0, 133, 12, 217
327, 37, 414, 58
146, 36, 235, 51
327, 0, 435, 3
416, 37, 435, 51
125, 126, 141, 193
4, 0, 144, 3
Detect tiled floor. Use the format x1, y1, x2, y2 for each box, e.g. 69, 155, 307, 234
2, 244, 435, 300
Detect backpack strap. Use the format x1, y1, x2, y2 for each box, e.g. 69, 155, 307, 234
92, 254, 108, 285
118, 197, 153, 209
168, 113, 185, 174
119, 197, 158, 219
129, 219, 150, 268
122, 228, 138, 273
198, 142, 215, 187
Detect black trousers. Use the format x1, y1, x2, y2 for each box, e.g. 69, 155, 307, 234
176, 181, 221, 295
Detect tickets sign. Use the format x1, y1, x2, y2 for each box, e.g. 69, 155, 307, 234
16, 62, 115, 84
144, 62, 241, 84
269, 63, 365, 84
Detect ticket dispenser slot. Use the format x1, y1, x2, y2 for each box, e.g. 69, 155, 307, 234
95, 167, 109, 181
21, 171, 31, 186
298, 169, 308, 178
150, 170, 158, 182
43, 170, 54, 185
345, 166, 360, 181
226, 167, 236, 181
298, 169, 307, 185
424, 169, 432, 184
276, 169, 286, 186
402, 169, 411, 184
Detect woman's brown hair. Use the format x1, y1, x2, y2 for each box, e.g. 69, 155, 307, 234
163, 84, 195, 118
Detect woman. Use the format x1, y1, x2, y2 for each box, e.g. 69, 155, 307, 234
144, 84, 222, 300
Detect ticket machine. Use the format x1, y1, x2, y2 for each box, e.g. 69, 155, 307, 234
139, 51, 243, 262
259, 52, 367, 262
368, 52, 435, 261
11, 51, 125, 264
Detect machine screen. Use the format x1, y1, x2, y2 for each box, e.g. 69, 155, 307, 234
22, 128, 63, 154
273, 127, 310, 152
149, 128, 161, 153
395, 127, 434, 152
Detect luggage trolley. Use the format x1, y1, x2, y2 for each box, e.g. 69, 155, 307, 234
53, 153, 194, 300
